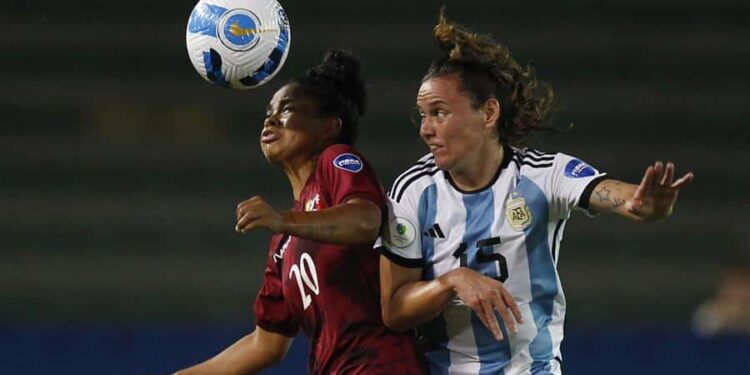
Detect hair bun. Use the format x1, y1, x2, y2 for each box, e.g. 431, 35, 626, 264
307, 49, 367, 115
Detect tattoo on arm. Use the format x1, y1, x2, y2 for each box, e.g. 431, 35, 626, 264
594, 184, 626, 209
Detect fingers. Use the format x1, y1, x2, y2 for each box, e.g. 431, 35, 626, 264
652, 161, 664, 188
494, 296, 515, 338
671, 172, 694, 189
453, 270, 524, 341
661, 162, 674, 186
236, 196, 267, 233
471, 288, 524, 341
479, 299, 503, 341
236, 199, 252, 220
632, 165, 653, 203
650, 160, 694, 190
652, 161, 694, 189
236, 212, 259, 233
503, 289, 524, 326
236, 197, 256, 220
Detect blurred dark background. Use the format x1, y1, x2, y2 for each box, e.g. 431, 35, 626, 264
2, 0, 749, 373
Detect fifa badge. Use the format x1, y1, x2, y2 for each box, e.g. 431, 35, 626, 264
387, 217, 416, 248
506, 197, 531, 231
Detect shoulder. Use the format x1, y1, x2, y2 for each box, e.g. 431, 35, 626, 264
388, 153, 440, 202
511, 146, 596, 178
509, 147, 556, 172
510, 147, 603, 189
318, 144, 367, 173
321, 143, 360, 157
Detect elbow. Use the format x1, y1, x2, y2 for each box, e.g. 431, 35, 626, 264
257, 337, 289, 367
381, 305, 411, 333
267, 351, 287, 367
384, 319, 412, 333
348, 199, 382, 244
351, 210, 381, 244
358, 220, 381, 244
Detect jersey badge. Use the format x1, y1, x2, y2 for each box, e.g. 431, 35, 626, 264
332, 153, 363, 173
506, 197, 532, 231
564, 159, 596, 178
305, 194, 320, 212
385, 217, 416, 248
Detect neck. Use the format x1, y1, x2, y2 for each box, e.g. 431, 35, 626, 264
282, 157, 318, 200
449, 143, 504, 191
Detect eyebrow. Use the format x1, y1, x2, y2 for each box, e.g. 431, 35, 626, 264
267, 97, 293, 113
417, 98, 448, 108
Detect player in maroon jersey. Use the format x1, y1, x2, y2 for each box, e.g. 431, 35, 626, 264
174, 50, 424, 374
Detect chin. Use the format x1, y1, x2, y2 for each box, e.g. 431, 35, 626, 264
260, 145, 280, 163
432, 155, 452, 171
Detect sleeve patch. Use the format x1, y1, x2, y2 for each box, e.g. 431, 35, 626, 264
332, 153, 363, 173
384, 217, 417, 248
564, 159, 597, 178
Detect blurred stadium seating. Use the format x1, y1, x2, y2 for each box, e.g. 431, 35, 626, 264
1, 0, 748, 373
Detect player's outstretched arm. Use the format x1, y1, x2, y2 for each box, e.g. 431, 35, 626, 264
173, 327, 292, 375
380, 256, 523, 341
235, 196, 381, 245
588, 161, 694, 222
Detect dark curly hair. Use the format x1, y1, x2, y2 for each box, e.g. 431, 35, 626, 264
290, 49, 367, 146
424, 9, 555, 146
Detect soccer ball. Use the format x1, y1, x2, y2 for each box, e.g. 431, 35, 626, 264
185, 0, 291, 89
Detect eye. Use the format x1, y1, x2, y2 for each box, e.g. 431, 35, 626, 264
410, 107, 425, 125
432, 108, 447, 119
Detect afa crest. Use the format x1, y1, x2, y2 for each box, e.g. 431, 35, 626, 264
506, 197, 532, 231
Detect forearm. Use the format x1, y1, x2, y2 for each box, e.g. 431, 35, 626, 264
383, 273, 456, 332
175, 330, 290, 375
280, 199, 381, 244
589, 179, 643, 221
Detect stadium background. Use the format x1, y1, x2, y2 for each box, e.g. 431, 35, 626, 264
2, 0, 749, 373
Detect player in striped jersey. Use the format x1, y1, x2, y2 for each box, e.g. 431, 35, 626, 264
377, 12, 694, 375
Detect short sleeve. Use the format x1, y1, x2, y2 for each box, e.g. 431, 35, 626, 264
375, 195, 424, 268
317, 144, 385, 207
253, 236, 299, 337
549, 153, 607, 217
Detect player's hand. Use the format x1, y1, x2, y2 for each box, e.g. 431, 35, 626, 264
446, 267, 523, 341
235, 196, 283, 234
626, 161, 694, 222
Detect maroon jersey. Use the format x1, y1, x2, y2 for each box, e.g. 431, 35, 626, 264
254, 144, 424, 374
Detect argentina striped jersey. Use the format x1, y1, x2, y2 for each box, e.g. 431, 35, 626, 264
377, 145, 606, 375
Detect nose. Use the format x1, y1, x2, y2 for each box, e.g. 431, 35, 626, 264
419, 117, 435, 140
263, 113, 280, 128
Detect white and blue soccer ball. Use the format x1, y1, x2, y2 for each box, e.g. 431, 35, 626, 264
186, 0, 291, 89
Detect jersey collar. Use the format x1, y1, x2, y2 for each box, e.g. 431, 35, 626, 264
444, 144, 514, 194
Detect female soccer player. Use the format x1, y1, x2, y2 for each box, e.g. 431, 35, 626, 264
377, 12, 695, 375
175, 50, 423, 374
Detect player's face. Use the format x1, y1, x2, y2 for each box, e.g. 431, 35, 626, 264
261, 84, 330, 164
416, 74, 489, 171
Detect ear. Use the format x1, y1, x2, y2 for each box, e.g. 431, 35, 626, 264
322, 117, 343, 144
482, 98, 501, 130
